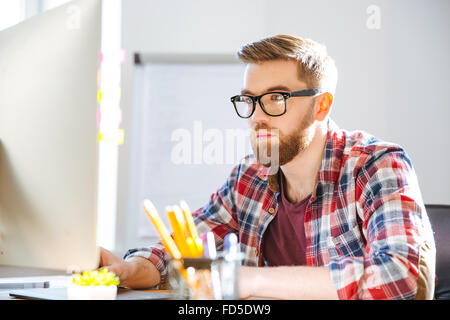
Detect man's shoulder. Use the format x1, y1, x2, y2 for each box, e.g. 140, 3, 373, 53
337, 127, 407, 161
327, 121, 413, 177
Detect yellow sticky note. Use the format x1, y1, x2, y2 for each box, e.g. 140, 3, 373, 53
98, 129, 124, 145
97, 89, 102, 104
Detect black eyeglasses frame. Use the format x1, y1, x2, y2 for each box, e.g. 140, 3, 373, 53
230, 88, 323, 118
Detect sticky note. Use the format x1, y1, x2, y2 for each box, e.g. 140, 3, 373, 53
97, 90, 102, 104
97, 68, 102, 88
98, 129, 124, 145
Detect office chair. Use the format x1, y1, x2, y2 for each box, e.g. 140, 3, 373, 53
425, 204, 450, 300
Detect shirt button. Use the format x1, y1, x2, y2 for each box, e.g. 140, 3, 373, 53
268, 208, 275, 214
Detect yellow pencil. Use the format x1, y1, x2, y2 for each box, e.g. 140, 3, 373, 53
183, 236, 196, 257
179, 200, 198, 239
143, 200, 182, 260
194, 237, 204, 257
179, 200, 203, 257
167, 205, 191, 257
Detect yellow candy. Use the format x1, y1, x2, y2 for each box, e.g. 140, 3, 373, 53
72, 268, 119, 286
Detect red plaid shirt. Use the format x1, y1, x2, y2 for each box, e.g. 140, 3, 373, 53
125, 119, 435, 299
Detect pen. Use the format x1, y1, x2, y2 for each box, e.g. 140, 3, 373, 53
203, 231, 217, 259
202, 232, 221, 299
222, 232, 240, 299
224, 233, 239, 259
143, 199, 182, 260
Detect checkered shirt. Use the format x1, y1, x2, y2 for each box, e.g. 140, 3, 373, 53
124, 119, 435, 299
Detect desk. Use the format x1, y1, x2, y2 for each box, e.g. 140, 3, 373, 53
0, 265, 68, 278
0, 265, 69, 300
0, 265, 169, 300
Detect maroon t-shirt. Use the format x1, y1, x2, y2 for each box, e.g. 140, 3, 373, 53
262, 172, 311, 266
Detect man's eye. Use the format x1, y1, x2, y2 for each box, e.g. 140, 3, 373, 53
270, 94, 284, 101
238, 96, 252, 104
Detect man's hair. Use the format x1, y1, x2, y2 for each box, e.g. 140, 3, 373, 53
237, 34, 338, 95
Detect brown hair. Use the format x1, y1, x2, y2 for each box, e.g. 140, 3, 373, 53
237, 34, 338, 94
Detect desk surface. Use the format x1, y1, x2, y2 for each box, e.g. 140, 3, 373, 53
0, 265, 168, 300
0, 265, 67, 278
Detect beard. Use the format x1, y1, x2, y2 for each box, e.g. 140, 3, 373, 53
250, 102, 316, 173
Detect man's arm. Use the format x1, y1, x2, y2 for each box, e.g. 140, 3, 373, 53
99, 247, 160, 289
240, 148, 435, 301
106, 160, 244, 288
328, 148, 435, 299
239, 266, 339, 300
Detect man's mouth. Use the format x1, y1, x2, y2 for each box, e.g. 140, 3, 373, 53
254, 131, 278, 141
252, 126, 279, 141
256, 132, 273, 139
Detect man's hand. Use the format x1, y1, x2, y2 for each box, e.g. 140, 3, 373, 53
98, 247, 161, 289
98, 247, 130, 284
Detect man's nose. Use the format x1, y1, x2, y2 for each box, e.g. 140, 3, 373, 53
249, 100, 270, 126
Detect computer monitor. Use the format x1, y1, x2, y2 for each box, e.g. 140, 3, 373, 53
0, 0, 102, 272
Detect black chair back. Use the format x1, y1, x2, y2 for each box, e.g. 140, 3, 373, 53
425, 204, 450, 300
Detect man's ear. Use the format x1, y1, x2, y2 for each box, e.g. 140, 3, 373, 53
314, 92, 333, 121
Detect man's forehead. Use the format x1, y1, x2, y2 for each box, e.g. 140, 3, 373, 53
242, 60, 307, 94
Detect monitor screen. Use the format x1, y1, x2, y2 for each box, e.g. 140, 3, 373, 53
0, 0, 102, 271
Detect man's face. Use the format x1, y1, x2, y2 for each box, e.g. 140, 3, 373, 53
243, 59, 317, 168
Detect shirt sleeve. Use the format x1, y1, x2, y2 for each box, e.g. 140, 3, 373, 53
123, 162, 241, 284
328, 147, 435, 300
191, 163, 241, 251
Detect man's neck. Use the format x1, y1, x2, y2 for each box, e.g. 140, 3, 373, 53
280, 121, 328, 204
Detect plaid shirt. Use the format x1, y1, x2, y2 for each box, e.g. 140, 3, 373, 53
124, 119, 435, 300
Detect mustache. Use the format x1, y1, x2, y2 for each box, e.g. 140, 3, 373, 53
252, 123, 270, 131
251, 124, 277, 132
251, 124, 279, 137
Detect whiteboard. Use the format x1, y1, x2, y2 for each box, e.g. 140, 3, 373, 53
129, 62, 248, 244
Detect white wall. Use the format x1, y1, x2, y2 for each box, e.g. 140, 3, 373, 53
114, 0, 450, 255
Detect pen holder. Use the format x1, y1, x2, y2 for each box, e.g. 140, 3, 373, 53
216, 252, 244, 300
167, 253, 243, 300
168, 257, 218, 300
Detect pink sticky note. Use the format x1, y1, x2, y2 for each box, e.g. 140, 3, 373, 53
119, 49, 126, 64
97, 108, 101, 127
118, 109, 122, 125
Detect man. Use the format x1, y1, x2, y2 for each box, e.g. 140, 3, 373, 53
100, 34, 436, 299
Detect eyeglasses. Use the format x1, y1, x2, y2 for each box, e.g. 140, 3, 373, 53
230, 88, 322, 118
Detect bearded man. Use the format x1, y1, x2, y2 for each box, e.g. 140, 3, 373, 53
100, 34, 436, 300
